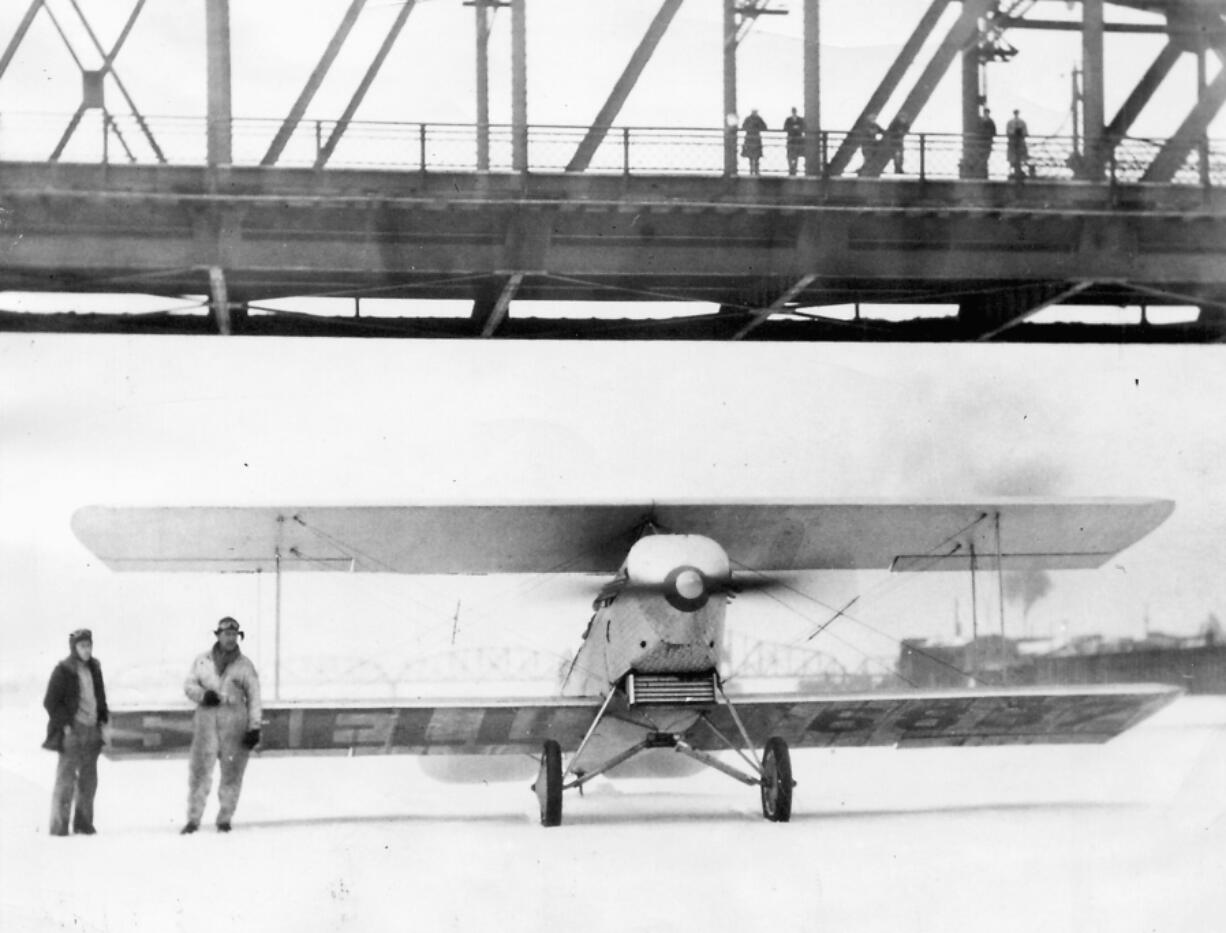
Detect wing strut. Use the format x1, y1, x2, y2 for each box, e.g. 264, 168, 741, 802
994, 511, 1007, 672
969, 540, 979, 648
560, 687, 621, 788
274, 546, 283, 701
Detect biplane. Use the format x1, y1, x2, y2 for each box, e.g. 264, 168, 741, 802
71, 498, 1180, 826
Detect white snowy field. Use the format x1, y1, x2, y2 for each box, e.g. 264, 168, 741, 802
2, 697, 1223, 933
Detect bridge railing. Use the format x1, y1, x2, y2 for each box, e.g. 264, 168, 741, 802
1, 111, 1222, 186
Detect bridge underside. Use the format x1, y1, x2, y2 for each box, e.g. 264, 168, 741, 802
2, 164, 1224, 342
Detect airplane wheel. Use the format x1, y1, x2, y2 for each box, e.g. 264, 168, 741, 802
536, 739, 563, 827
760, 736, 793, 823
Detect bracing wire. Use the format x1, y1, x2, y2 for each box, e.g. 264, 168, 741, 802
724, 512, 994, 687
287, 510, 655, 688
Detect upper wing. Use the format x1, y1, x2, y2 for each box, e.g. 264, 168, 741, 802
72, 498, 1173, 574
103, 684, 1178, 758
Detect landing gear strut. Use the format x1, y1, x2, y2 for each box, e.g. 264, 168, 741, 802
531, 680, 797, 825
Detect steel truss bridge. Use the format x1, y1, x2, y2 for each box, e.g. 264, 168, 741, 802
2, 0, 1226, 342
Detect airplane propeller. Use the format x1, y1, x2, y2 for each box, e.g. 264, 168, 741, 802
595, 566, 782, 611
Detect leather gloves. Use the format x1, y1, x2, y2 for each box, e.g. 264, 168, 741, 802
201, 689, 221, 707
241, 728, 261, 750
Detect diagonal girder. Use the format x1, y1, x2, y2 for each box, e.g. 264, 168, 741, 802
735, 0, 787, 46
262, 0, 368, 166
1142, 57, 1226, 182
731, 274, 819, 339
1105, 40, 1183, 145
828, 0, 950, 176
209, 266, 231, 335
566, 0, 684, 173
973, 281, 1094, 341
102, 109, 137, 162
44, 1, 140, 164
477, 273, 524, 337
64, 0, 162, 162
860, 0, 996, 178
315, 0, 416, 169
0, 0, 44, 82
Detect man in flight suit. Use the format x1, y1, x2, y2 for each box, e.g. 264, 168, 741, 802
180, 616, 262, 833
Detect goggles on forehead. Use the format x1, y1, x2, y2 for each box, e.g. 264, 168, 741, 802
214, 617, 244, 638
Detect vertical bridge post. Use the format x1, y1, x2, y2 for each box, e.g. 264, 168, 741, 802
205, 0, 231, 166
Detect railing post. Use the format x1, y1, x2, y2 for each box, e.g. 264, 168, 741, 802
919, 133, 926, 181
419, 123, 427, 172
101, 111, 109, 165
315, 120, 322, 161
1201, 136, 1211, 189
1109, 144, 1117, 185
623, 127, 630, 176
820, 130, 828, 179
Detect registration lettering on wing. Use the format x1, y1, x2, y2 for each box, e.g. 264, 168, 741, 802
332, 711, 398, 747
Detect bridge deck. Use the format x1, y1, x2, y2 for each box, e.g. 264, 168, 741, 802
2, 160, 1225, 341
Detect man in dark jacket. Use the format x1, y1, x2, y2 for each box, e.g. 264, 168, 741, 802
43, 628, 109, 836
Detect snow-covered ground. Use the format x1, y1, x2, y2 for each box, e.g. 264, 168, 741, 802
2, 696, 1223, 933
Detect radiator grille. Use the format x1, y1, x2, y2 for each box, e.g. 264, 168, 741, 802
627, 671, 718, 706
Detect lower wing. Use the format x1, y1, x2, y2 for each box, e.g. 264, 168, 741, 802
691, 683, 1180, 749
105, 685, 1177, 757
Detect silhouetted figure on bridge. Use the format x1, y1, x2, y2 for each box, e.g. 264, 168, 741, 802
783, 107, 805, 176
1007, 109, 1029, 181
856, 114, 884, 176
979, 108, 996, 178
741, 110, 767, 176
890, 113, 911, 174
963, 107, 995, 179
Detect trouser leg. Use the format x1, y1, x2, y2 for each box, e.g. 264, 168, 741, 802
72, 724, 102, 831
49, 735, 79, 835
215, 744, 251, 825
186, 721, 218, 824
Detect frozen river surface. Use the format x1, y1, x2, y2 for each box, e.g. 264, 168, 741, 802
2, 696, 1223, 933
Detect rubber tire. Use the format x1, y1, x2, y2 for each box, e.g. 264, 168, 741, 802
537, 739, 563, 827
760, 736, 793, 822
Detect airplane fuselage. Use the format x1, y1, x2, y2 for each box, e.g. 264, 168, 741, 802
561, 534, 730, 697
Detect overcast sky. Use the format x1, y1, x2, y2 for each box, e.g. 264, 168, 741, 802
1, 0, 1219, 141
2, 336, 1223, 701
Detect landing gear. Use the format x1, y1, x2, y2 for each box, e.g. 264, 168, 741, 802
760, 736, 793, 822
535, 739, 563, 827
528, 680, 798, 825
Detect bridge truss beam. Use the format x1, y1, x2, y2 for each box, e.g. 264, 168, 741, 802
859, 0, 995, 178
260, 0, 368, 167
827, 0, 951, 177
3, 164, 1225, 343
565, 0, 684, 173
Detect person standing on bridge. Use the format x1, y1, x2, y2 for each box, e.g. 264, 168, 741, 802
890, 113, 912, 174
783, 107, 806, 176
1007, 109, 1029, 181
43, 628, 109, 836
181, 616, 262, 834
741, 109, 768, 176
977, 107, 997, 178
856, 114, 885, 176
962, 107, 994, 178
